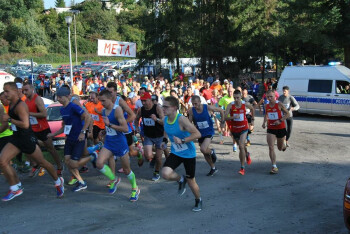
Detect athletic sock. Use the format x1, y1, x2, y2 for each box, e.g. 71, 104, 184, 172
17, 182, 22, 187
241, 166, 245, 169
212, 167, 216, 170
78, 180, 85, 184
127, 171, 137, 189
247, 135, 250, 141
178, 175, 184, 183
154, 170, 159, 174
54, 178, 61, 186
99, 165, 116, 181
272, 164, 277, 168
10, 185, 19, 191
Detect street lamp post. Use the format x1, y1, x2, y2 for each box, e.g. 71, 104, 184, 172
65, 16, 74, 88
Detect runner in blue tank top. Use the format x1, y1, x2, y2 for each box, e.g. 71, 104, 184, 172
161, 96, 203, 212
188, 95, 225, 177
105, 82, 136, 183
91, 90, 140, 201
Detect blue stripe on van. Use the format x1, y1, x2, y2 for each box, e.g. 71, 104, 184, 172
294, 96, 350, 105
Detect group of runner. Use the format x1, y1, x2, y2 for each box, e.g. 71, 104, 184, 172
0, 76, 300, 212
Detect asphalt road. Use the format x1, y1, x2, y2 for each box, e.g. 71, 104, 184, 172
0, 113, 349, 233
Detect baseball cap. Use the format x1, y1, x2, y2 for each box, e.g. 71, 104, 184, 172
128, 92, 135, 98
140, 92, 152, 100
224, 79, 228, 83
189, 80, 193, 83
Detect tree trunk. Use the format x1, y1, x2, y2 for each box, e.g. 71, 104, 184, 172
262, 54, 265, 83
345, 45, 350, 69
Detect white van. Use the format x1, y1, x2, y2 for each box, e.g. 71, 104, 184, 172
0, 71, 15, 92
276, 65, 350, 117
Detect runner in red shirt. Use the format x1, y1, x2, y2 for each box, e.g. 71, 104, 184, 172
262, 90, 290, 174
225, 90, 255, 175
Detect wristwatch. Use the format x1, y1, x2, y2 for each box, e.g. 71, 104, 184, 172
181, 138, 185, 144
80, 130, 86, 134
7, 118, 11, 123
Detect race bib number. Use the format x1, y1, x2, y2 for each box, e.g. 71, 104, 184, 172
64, 125, 72, 135
197, 121, 209, 129
144, 118, 155, 126
29, 116, 38, 125
91, 114, 99, 121
106, 126, 117, 136
173, 143, 188, 152
10, 124, 17, 131
233, 113, 244, 121
268, 112, 279, 120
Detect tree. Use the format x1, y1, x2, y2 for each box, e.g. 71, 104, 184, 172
55, 0, 65, 8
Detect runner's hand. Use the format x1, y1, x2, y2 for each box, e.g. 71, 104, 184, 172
262, 123, 266, 129
78, 133, 85, 141
47, 133, 54, 139
173, 136, 181, 144
102, 116, 110, 126
160, 142, 167, 150
150, 114, 157, 121
2, 114, 9, 122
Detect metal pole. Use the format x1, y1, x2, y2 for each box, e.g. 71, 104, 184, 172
68, 25, 73, 88
74, 14, 78, 66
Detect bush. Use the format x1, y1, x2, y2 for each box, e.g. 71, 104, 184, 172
0, 39, 9, 55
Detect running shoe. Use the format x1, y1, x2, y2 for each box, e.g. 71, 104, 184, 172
211, 149, 217, 163
38, 168, 45, 176
239, 168, 245, 175
56, 177, 64, 198
151, 172, 160, 181
19, 165, 31, 173
67, 177, 78, 186
178, 176, 187, 196
29, 166, 42, 178
246, 140, 251, 147
149, 158, 155, 168
206, 168, 218, 176
246, 152, 252, 165
270, 167, 279, 174
90, 151, 98, 168
72, 182, 87, 192
192, 199, 202, 212
233, 144, 237, 152
79, 166, 89, 173
2, 188, 23, 201
129, 188, 140, 202
108, 177, 121, 194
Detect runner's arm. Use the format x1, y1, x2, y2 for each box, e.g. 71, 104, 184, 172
177, 115, 201, 143
133, 108, 141, 131
111, 106, 128, 132
278, 102, 290, 121
208, 105, 225, 123
245, 103, 255, 124
262, 104, 267, 128
49, 122, 65, 138
224, 103, 233, 121
0, 106, 9, 133
30, 96, 47, 118
187, 107, 193, 123
290, 96, 300, 111
155, 104, 164, 125
7, 102, 30, 129
119, 98, 136, 123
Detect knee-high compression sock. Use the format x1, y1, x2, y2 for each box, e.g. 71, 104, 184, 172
127, 171, 137, 189
99, 165, 116, 181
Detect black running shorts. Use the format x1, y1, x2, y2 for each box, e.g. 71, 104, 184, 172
163, 153, 196, 179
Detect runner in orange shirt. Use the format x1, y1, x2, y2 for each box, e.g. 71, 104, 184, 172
85, 92, 105, 144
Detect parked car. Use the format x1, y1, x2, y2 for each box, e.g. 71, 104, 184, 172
121, 60, 138, 69
100, 69, 118, 77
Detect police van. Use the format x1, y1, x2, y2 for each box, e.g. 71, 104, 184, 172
276, 64, 350, 117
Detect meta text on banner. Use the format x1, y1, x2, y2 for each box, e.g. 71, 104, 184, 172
97, 39, 136, 58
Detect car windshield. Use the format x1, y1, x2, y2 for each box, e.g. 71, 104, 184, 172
47, 106, 62, 121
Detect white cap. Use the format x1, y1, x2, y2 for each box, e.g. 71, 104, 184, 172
224, 79, 228, 83
128, 92, 135, 98
189, 80, 193, 83
16, 83, 23, 89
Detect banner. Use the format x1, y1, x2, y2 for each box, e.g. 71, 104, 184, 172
98, 39, 136, 58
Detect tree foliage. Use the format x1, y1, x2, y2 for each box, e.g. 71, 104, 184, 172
0, 0, 349, 75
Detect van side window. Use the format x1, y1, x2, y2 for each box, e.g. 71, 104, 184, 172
308, 80, 332, 93
336, 80, 350, 94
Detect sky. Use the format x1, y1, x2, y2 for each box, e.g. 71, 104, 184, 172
44, 0, 84, 9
